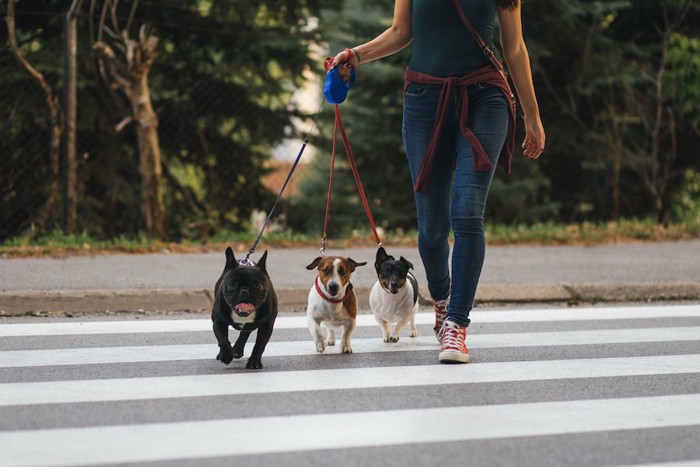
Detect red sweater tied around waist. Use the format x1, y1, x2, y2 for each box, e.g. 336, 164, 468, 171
405, 65, 516, 193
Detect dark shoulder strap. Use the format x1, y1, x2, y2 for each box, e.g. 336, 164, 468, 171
451, 0, 506, 74
451, 0, 516, 109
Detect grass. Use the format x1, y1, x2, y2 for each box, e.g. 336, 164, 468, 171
486, 219, 700, 245
1, 219, 698, 258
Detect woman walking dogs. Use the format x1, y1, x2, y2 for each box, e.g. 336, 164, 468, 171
332, 0, 545, 363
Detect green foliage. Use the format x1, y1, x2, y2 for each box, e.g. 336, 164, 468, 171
3, 0, 699, 245
1, 0, 342, 242
672, 169, 700, 226
487, 155, 560, 224
292, 0, 700, 235
520, 0, 700, 222
667, 33, 700, 130
288, 0, 415, 238
0, 1, 64, 240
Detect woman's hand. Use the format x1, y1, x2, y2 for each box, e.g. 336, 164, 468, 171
522, 114, 545, 159
329, 0, 413, 69
499, 5, 545, 160
331, 49, 360, 69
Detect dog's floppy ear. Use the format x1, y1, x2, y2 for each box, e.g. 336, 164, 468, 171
256, 250, 268, 273
306, 256, 324, 270
224, 247, 238, 271
399, 256, 414, 270
347, 258, 368, 273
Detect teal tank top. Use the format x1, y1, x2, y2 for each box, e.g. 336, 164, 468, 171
409, 0, 498, 77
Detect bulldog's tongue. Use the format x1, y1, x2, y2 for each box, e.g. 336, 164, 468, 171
235, 303, 255, 314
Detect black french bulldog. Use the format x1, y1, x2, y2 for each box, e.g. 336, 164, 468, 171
211, 247, 278, 369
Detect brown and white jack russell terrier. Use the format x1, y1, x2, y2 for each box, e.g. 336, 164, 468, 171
305, 255, 367, 354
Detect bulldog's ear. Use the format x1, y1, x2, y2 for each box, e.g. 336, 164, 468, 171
347, 258, 368, 272
306, 256, 323, 270
224, 247, 238, 271
256, 250, 268, 273
399, 256, 414, 270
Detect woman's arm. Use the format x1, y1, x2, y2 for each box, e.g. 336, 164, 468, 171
331, 0, 413, 67
498, 4, 545, 159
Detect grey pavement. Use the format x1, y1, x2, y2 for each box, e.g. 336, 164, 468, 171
1, 240, 699, 315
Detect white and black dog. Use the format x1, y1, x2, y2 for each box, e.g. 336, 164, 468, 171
369, 247, 419, 343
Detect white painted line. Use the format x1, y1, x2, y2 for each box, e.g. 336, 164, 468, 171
615, 462, 700, 467
1, 304, 699, 337
2, 326, 699, 368
2, 394, 700, 466
2, 354, 699, 407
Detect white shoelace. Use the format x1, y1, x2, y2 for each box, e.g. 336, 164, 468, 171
440, 321, 466, 351
434, 300, 449, 341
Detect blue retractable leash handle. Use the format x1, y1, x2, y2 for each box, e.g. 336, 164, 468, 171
323, 57, 355, 105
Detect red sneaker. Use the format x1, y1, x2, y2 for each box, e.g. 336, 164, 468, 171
433, 298, 448, 342
439, 319, 469, 363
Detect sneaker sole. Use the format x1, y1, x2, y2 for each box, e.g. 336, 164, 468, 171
439, 350, 470, 364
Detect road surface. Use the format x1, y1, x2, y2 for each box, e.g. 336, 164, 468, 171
1, 303, 700, 466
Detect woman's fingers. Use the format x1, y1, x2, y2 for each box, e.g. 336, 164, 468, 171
522, 135, 543, 159
331, 50, 350, 67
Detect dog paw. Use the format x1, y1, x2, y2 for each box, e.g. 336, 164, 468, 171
232, 344, 245, 359
327, 338, 336, 346
315, 341, 326, 353
245, 358, 263, 370
217, 347, 234, 365
387, 336, 400, 343
410, 329, 418, 338
341, 346, 353, 354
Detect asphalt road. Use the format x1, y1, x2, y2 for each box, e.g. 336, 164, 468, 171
1, 303, 700, 466
1, 240, 700, 315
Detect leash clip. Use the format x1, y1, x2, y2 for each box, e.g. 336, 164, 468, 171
319, 236, 327, 257
239, 249, 256, 267
238, 258, 256, 267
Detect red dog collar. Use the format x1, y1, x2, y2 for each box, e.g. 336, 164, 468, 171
315, 276, 354, 304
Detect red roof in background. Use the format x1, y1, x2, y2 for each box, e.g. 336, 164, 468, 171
262, 161, 309, 198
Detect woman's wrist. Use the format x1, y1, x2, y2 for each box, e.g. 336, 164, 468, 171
343, 47, 361, 67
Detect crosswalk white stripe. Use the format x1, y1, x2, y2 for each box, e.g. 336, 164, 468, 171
2, 394, 700, 467
615, 462, 700, 467
1, 304, 699, 337
2, 326, 699, 368
2, 354, 699, 407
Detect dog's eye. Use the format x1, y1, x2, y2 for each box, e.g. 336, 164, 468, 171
252, 281, 263, 291
322, 268, 330, 275
380, 271, 390, 278
338, 268, 346, 275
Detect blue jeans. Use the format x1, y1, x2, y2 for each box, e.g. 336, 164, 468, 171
402, 82, 509, 327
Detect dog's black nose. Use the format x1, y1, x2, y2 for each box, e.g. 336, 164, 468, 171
240, 289, 250, 299
328, 283, 339, 295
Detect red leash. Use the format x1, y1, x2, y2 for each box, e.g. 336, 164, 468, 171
320, 103, 382, 255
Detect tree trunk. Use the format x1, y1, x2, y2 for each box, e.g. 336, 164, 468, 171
92, 15, 164, 238
7, 0, 63, 238
131, 72, 164, 237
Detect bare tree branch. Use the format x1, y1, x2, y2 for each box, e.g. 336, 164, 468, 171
98, 0, 109, 43
111, 0, 120, 36
125, 0, 141, 36
6, 0, 63, 237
